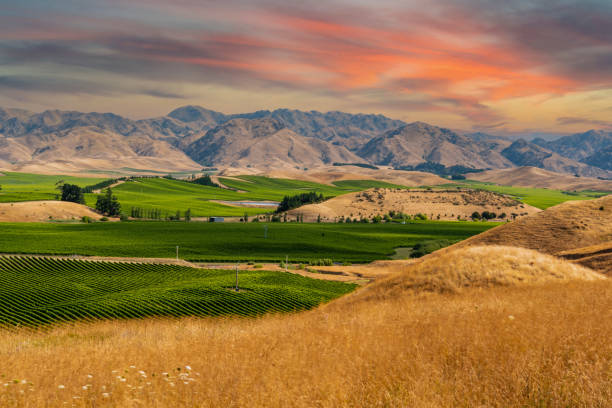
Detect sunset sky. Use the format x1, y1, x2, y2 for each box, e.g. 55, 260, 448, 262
1, 0, 611, 135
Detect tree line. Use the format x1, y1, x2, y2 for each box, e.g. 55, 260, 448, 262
276, 192, 326, 213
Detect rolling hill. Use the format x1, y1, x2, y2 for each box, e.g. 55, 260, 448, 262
467, 166, 612, 191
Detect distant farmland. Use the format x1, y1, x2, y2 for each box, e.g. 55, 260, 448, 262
0, 221, 496, 262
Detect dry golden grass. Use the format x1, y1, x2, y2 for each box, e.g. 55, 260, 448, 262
0, 201, 105, 222
454, 195, 612, 260
558, 242, 612, 274
469, 166, 612, 191
0, 281, 609, 407
335, 245, 604, 305
287, 188, 540, 222
0, 246, 609, 407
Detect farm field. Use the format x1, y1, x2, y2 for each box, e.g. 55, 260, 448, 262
446, 180, 608, 209
82, 176, 409, 217
0, 256, 355, 327
0, 221, 496, 262
0, 172, 104, 203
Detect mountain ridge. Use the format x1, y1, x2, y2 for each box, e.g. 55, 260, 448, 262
0, 106, 610, 177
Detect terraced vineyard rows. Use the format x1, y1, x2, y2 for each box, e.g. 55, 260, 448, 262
0, 256, 356, 327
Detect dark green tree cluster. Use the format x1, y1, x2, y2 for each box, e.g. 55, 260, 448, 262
95, 188, 121, 217
82, 178, 125, 193
276, 192, 325, 213
60, 184, 85, 204
191, 174, 220, 187
471, 211, 497, 220
131, 207, 163, 219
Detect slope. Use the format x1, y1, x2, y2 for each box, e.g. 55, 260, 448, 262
185, 118, 362, 169
467, 166, 612, 191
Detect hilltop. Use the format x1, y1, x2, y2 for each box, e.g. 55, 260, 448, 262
450, 194, 612, 273
286, 188, 540, 222
0, 201, 105, 222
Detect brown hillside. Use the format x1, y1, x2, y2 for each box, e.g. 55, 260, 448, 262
469, 166, 612, 191
455, 195, 612, 257
220, 166, 448, 186
336, 246, 604, 305
185, 118, 362, 170
557, 242, 612, 274
0, 201, 105, 222
287, 188, 540, 222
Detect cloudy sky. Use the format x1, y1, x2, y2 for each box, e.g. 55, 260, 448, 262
1, 0, 611, 134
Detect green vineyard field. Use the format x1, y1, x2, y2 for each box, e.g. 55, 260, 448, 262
0, 256, 356, 327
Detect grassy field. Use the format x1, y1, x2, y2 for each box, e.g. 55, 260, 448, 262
0, 172, 104, 203
0, 221, 496, 262
0, 256, 355, 327
446, 180, 608, 209
0, 172, 408, 217
79, 176, 410, 217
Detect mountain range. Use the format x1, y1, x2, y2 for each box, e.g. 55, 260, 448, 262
0, 106, 610, 178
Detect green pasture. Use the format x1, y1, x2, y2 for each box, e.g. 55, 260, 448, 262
82, 176, 409, 217
0, 221, 496, 262
0, 172, 104, 203
0, 255, 356, 327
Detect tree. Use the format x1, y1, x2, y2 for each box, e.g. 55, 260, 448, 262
60, 184, 85, 204
471, 211, 481, 220
95, 188, 121, 216
243, 212, 248, 223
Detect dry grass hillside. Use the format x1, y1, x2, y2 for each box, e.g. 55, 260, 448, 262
0, 250, 609, 407
0, 201, 105, 222
455, 194, 611, 253
288, 188, 540, 222
557, 242, 612, 275
336, 246, 604, 306
469, 166, 612, 191
220, 166, 448, 186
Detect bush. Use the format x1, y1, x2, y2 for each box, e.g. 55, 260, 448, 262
414, 213, 428, 220
100, 217, 109, 222
81, 216, 93, 224
471, 211, 481, 220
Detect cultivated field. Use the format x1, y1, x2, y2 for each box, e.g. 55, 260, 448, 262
0, 256, 355, 327
0, 221, 496, 262
0, 172, 104, 203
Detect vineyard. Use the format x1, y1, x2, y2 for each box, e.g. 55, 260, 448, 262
0, 256, 356, 327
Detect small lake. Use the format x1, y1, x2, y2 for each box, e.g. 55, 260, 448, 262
214, 200, 279, 208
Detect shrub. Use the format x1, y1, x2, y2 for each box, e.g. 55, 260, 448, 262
414, 213, 428, 220
81, 216, 93, 223
100, 217, 109, 222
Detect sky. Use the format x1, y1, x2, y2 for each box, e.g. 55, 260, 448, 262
1, 0, 611, 135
